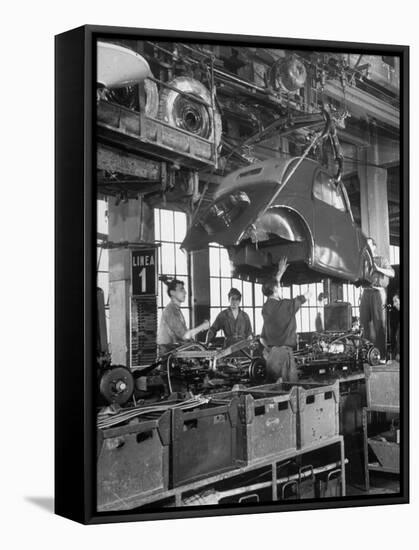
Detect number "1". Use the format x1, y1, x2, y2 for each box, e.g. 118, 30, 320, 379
138, 267, 146, 292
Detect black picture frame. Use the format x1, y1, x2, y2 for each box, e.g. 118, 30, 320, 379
55, 24, 409, 525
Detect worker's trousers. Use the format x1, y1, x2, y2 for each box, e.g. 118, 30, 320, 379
265, 346, 298, 383
360, 287, 387, 358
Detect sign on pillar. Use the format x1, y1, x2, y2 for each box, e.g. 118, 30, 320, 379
131, 249, 157, 296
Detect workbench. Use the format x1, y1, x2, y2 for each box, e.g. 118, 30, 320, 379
98, 435, 345, 511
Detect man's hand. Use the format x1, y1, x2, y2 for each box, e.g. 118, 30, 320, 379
303, 290, 312, 302
277, 256, 288, 275
276, 257, 289, 285
185, 320, 210, 340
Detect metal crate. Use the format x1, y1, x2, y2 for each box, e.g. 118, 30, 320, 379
250, 382, 340, 449
298, 382, 340, 448
368, 436, 400, 471
97, 410, 170, 511
364, 363, 399, 411
211, 387, 298, 464
171, 399, 240, 487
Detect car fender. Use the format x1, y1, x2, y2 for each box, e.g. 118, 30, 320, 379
254, 206, 315, 265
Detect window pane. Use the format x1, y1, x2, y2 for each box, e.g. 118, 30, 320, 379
160, 210, 174, 241
242, 281, 253, 306
174, 211, 187, 241
221, 278, 231, 306
175, 246, 188, 276
300, 307, 310, 332
210, 308, 222, 324
210, 278, 221, 307
342, 285, 348, 302
161, 242, 175, 274
219, 248, 231, 277
209, 246, 220, 277
254, 283, 264, 306
97, 199, 108, 234
97, 272, 109, 304
154, 209, 161, 240
282, 286, 291, 299
390, 245, 400, 265
254, 308, 263, 335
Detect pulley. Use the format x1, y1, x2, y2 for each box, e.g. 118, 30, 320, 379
99, 366, 135, 405
158, 77, 222, 146
269, 55, 307, 92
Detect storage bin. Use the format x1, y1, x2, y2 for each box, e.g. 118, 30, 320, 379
97, 410, 170, 511
368, 432, 400, 471
171, 399, 240, 487
211, 387, 298, 464
298, 381, 340, 448
364, 363, 399, 410
250, 382, 340, 449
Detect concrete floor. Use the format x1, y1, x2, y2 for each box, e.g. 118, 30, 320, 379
347, 473, 400, 496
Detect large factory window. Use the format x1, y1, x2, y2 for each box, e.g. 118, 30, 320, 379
341, 283, 362, 322
291, 283, 325, 334
209, 243, 264, 335
154, 208, 191, 327
390, 245, 400, 265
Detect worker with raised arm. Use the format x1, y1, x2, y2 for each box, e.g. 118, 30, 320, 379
260, 257, 310, 383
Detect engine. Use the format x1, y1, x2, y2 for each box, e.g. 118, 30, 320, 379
162, 339, 266, 394
295, 330, 380, 377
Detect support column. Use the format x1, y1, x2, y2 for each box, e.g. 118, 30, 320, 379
357, 122, 390, 258
108, 197, 154, 365
190, 249, 211, 329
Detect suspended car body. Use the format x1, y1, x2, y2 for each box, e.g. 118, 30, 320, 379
182, 157, 374, 285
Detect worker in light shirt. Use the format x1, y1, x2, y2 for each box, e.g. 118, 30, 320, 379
260, 257, 310, 383
157, 277, 209, 356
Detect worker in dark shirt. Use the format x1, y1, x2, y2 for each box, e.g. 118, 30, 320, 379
157, 278, 209, 356
206, 288, 253, 347
261, 257, 310, 383
360, 237, 395, 359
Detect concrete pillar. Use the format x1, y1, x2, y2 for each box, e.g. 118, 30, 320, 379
108, 197, 154, 365
357, 122, 390, 258
190, 248, 211, 328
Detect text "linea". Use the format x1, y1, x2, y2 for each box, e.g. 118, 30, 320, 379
132, 254, 155, 267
